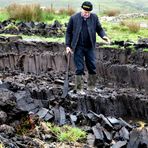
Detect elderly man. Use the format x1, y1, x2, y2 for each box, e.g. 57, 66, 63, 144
65, 1, 110, 94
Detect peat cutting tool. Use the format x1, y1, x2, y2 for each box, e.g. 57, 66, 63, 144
61, 53, 71, 98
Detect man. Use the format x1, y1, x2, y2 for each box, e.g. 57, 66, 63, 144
65, 1, 110, 94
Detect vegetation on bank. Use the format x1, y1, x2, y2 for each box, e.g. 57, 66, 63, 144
46, 122, 86, 142
15, 115, 86, 143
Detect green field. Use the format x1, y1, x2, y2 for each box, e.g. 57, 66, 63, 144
0, 0, 148, 13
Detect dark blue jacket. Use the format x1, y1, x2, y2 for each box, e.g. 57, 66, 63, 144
66, 12, 106, 50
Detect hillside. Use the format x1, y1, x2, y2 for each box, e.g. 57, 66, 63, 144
0, 0, 148, 13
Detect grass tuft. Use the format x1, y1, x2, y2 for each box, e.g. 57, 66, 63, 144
46, 122, 86, 142
103, 9, 120, 16
120, 20, 140, 33
6, 3, 43, 21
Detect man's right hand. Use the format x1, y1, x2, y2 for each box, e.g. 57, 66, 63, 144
66, 47, 73, 54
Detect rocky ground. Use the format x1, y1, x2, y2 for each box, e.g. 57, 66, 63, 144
0, 36, 148, 147
0, 72, 148, 148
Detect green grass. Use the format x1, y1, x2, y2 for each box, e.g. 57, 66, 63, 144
143, 48, 148, 52
43, 12, 69, 24
100, 21, 148, 42
101, 44, 119, 49
0, 10, 9, 21
46, 122, 86, 142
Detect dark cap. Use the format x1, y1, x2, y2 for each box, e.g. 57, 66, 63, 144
81, 1, 93, 11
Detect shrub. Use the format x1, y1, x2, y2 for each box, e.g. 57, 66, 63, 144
67, 6, 75, 16
58, 8, 68, 15
7, 3, 43, 21
58, 6, 75, 16
120, 20, 140, 33
104, 9, 120, 16
126, 21, 140, 33
44, 4, 56, 14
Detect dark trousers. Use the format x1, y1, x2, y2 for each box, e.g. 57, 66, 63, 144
74, 46, 96, 75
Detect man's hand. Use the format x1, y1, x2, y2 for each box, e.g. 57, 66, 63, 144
66, 47, 73, 54
102, 36, 111, 44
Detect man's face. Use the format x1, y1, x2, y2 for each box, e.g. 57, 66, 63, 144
81, 9, 91, 17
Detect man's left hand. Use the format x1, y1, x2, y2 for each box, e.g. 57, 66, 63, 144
102, 36, 111, 44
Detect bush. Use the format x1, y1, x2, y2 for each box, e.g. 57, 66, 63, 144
58, 6, 75, 16
58, 8, 68, 15
44, 4, 56, 14
67, 6, 75, 16
104, 9, 120, 16
120, 20, 140, 33
7, 3, 43, 21
125, 21, 140, 33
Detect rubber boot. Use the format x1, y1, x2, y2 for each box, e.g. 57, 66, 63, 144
87, 74, 96, 91
74, 75, 85, 95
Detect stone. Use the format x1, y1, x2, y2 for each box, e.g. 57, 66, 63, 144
0, 111, 7, 124
112, 141, 127, 148
0, 124, 15, 136
87, 133, 95, 146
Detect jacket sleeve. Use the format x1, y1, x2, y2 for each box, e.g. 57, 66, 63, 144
65, 16, 73, 48
96, 16, 106, 38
